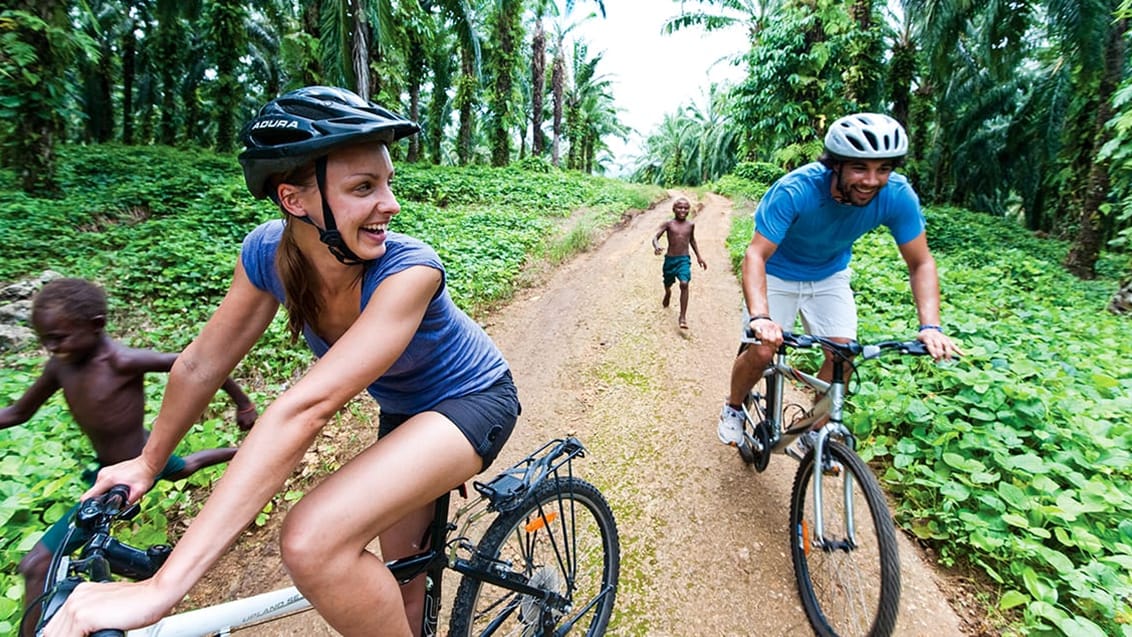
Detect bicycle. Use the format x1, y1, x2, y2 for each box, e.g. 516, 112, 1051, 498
27, 436, 620, 637
734, 331, 930, 637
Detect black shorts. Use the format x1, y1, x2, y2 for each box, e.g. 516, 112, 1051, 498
379, 370, 520, 471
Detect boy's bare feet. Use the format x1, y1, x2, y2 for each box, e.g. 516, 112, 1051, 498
679, 317, 688, 329
662, 289, 671, 308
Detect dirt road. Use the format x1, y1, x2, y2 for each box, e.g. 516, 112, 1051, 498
193, 192, 968, 635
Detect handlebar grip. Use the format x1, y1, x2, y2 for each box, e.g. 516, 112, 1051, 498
103, 484, 132, 509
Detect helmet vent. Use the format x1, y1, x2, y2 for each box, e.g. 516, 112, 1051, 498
287, 104, 335, 120
863, 130, 879, 150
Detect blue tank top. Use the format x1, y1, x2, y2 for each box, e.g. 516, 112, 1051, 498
754, 162, 925, 281
240, 220, 510, 414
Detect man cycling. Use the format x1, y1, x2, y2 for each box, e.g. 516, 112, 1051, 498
717, 112, 960, 448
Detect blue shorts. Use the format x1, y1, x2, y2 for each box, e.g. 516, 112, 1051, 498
379, 370, 520, 471
663, 255, 692, 286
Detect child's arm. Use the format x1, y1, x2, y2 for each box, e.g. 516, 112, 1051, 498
0, 368, 60, 430
652, 224, 668, 255
120, 347, 256, 429
689, 223, 707, 269
219, 377, 257, 431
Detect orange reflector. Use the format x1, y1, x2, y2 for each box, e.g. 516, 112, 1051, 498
525, 512, 558, 533
801, 519, 810, 557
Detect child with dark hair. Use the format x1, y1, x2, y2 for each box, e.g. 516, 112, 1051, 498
653, 197, 707, 329
0, 278, 258, 636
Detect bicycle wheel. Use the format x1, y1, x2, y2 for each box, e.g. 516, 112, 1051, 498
449, 477, 620, 637
789, 440, 900, 637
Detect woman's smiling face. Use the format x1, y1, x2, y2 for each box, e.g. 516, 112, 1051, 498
309, 143, 401, 261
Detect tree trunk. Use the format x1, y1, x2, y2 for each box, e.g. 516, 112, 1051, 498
1064, 18, 1127, 279
122, 19, 137, 144
551, 53, 565, 166
7, 0, 66, 194
457, 47, 475, 166
351, 0, 370, 100
531, 20, 546, 156
488, 0, 521, 167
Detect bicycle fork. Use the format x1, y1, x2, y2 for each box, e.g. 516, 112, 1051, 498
806, 383, 859, 553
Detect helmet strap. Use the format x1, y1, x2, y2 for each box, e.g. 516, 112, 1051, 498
831, 164, 855, 206
312, 156, 368, 265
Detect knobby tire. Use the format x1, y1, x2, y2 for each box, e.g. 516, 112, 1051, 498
789, 440, 900, 637
448, 477, 620, 636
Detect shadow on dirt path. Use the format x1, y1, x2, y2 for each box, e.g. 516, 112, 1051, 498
192, 191, 970, 636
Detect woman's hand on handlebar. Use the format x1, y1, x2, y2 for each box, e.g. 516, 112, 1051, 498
40, 579, 173, 637
81, 457, 158, 504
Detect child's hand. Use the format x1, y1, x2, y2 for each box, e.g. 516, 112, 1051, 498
654, 247, 663, 256
698, 257, 707, 270
236, 404, 258, 431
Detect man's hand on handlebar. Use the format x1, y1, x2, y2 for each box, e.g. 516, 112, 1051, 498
747, 316, 783, 347
916, 328, 963, 361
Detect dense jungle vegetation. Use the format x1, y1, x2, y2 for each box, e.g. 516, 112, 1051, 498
1, 0, 1130, 635
0, 144, 661, 634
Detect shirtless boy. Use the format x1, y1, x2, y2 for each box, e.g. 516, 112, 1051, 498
653, 197, 708, 328
0, 278, 258, 636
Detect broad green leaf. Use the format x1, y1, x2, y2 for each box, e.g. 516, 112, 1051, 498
1022, 567, 1059, 604
1005, 453, 1049, 474
997, 482, 1030, 509
999, 589, 1029, 610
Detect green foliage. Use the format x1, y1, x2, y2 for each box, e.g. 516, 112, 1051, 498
727, 202, 1131, 635
731, 161, 785, 185
778, 205, 1132, 637
0, 143, 657, 630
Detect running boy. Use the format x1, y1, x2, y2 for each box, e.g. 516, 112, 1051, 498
653, 197, 707, 328
0, 278, 258, 636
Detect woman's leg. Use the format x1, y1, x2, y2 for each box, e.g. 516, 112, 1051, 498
279, 411, 481, 637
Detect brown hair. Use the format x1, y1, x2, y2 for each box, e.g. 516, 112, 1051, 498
275, 220, 320, 342
270, 164, 321, 342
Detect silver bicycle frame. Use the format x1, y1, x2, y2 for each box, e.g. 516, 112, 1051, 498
763, 351, 859, 549
125, 587, 312, 636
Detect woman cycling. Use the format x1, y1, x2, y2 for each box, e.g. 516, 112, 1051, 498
42, 85, 520, 637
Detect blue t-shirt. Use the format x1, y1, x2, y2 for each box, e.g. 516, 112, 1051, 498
241, 220, 509, 414
754, 162, 925, 281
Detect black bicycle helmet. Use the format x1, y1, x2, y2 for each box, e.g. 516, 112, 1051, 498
238, 86, 419, 264
238, 86, 419, 200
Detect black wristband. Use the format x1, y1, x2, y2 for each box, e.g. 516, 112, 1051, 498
919, 324, 943, 333
748, 314, 772, 322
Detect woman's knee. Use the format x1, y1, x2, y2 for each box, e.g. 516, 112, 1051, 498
280, 508, 341, 579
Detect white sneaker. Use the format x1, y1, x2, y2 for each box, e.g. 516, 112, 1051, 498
717, 404, 745, 446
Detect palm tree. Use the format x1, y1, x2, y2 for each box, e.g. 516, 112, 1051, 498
1065, 10, 1128, 278
205, 0, 250, 152
486, 0, 524, 166
0, 1, 96, 193
528, 0, 606, 157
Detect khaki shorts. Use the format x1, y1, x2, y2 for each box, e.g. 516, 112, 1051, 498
741, 269, 857, 341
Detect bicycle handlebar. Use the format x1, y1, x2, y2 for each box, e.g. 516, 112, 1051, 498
777, 332, 930, 359
34, 485, 139, 637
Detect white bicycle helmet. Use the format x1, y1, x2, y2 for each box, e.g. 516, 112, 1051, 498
824, 113, 908, 160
